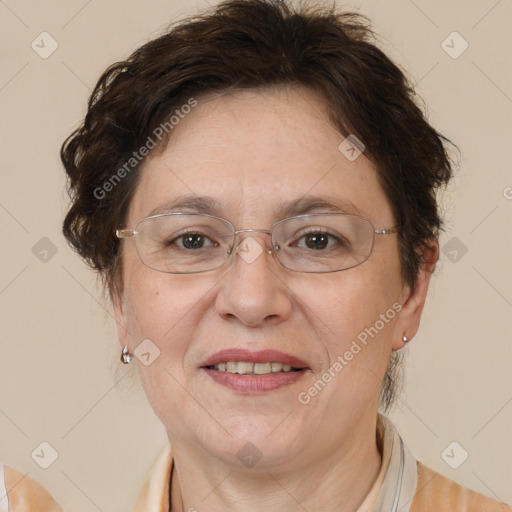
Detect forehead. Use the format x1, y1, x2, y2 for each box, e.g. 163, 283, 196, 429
127, 86, 394, 226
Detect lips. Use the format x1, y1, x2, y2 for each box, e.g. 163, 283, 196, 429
201, 349, 310, 393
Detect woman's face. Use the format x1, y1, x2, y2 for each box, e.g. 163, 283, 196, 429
114, 86, 426, 470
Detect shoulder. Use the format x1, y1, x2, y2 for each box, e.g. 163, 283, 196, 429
410, 461, 511, 512
3, 465, 61, 512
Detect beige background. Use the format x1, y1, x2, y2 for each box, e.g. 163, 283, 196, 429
1, 0, 511, 510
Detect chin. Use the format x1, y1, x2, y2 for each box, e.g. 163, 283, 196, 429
201, 418, 309, 470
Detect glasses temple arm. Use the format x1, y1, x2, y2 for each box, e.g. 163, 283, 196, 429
116, 229, 136, 239
374, 227, 400, 235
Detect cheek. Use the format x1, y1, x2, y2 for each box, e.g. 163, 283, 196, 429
306, 265, 400, 346
121, 258, 222, 375
121, 269, 212, 435
119, 266, 188, 389
298, 258, 402, 401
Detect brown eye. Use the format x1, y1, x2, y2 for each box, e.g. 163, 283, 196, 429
293, 230, 346, 251
181, 234, 206, 249
168, 232, 217, 250
304, 233, 329, 250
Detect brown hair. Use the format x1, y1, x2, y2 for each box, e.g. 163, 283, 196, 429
61, 0, 454, 411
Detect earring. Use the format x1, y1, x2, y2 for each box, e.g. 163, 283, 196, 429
121, 346, 133, 364
402, 335, 409, 344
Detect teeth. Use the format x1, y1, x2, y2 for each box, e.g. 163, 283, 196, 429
211, 361, 298, 375
226, 362, 237, 373
237, 362, 253, 375
254, 362, 271, 375
271, 362, 283, 372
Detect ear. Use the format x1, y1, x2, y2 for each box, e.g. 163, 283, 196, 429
110, 288, 130, 351
391, 241, 439, 350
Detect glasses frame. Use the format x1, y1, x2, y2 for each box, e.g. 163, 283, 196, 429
116, 212, 400, 274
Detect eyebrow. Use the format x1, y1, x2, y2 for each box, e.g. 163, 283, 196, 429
146, 196, 220, 217
145, 194, 367, 220
278, 196, 366, 218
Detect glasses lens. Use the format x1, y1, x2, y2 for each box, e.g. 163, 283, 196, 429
273, 214, 375, 272
134, 214, 234, 273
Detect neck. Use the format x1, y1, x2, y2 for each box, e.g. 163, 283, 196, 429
170, 414, 383, 512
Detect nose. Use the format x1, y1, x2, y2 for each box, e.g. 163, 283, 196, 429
215, 233, 293, 327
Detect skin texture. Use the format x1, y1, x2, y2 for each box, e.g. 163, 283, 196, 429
114, 85, 436, 512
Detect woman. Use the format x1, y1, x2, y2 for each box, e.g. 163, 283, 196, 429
2, 0, 508, 510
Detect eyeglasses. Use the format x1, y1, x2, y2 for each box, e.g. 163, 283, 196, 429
116, 213, 399, 274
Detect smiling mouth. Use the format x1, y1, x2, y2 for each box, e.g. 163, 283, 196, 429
205, 361, 303, 375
